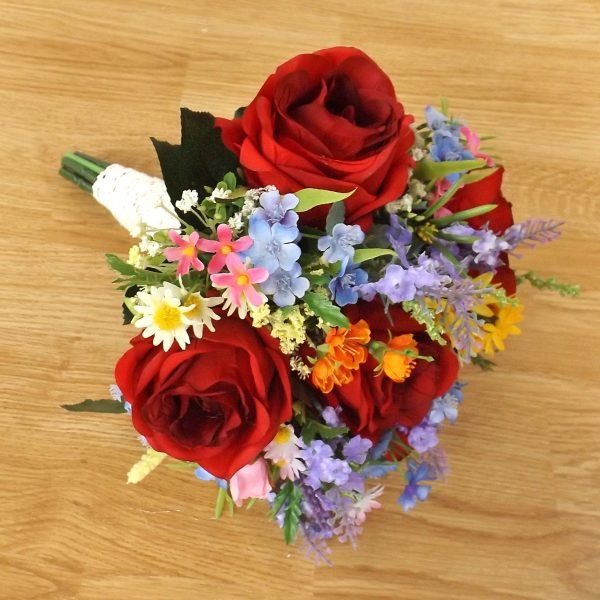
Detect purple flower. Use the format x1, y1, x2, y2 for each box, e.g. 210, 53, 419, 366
386, 215, 413, 267
245, 215, 301, 272
261, 262, 309, 306
301, 440, 351, 489
472, 229, 510, 270
318, 223, 365, 266
253, 190, 299, 227
407, 424, 439, 454
398, 459, 435, 512
375, 258, 443, 303
329, 263, 368, 306
322, 406, 342, 427
343, 436, 373, 465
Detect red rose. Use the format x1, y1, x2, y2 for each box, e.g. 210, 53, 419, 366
216, 47, 414, 230
324, 302, 459, 440
446, 166, 514, 234
115, 319, 292, 479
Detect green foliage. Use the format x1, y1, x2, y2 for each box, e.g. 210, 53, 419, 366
304, 291, 350, 328
106, 253, 136, 276
353, 248, 397, 264
413, 158, 486, 182
516, 271, 581, 297
401, 300, 446, 344
295, 188, 355, 213
62, 399, 127, 413
432, 204, 499, 227
301, 418, 349, 444
151, 109, 240, 228
270, 482, 303, 544
472, 355, 496, 371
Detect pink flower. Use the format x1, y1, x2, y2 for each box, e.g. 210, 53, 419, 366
210, 253, 268, 308
164, 230, 204, 276
460, 126, 495, 166
229, 458, 272, 507
198, 224, 253, 274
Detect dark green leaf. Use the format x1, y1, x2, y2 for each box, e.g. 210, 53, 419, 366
302, 419, 349, 444
151, 109, 240, 227
122, 285, 140, 325
106, 254, 136, 276
283, 483, 303, 545
304, 292, 350, 328
62, 399, 127, 413
234, 106, 246, 119
223, 172, 237, 191
472, 355, 496, 371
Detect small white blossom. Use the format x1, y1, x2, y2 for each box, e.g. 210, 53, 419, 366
264, 425, 306, 481
175, 189, 199, 213
411, 147, 426, 161
209, 187, 232, 201
349, 485, 385, 524
228, 212, 244, 232
409, 179, 427, 198
138, 236, 161, 257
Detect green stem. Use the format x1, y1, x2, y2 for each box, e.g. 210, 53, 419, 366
432, 204, 498, 227
62, 151, 105, 176
58, 167, 93, 193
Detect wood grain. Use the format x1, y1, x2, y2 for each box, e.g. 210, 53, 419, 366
1, 1, 599, 598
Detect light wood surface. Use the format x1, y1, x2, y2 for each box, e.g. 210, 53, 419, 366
1, 1, 599, 598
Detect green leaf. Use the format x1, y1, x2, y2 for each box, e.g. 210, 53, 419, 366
325, 201, 346, 234
234, 106, 246, 119
106, 254, 136, 276
472, 355, 496, 371
295, 188, 355, 213
432, 203, 499, 227
223, 172, 237, 191
283, 483, 303, 545
62, 399, 127, 413
304, 291, 350, 328
353, 248, 397, 264
302, 419, 349, 444
413, 158, 487, 182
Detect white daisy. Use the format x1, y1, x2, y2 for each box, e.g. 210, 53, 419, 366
134, 283, 193, 351
182, 292, 224, 339
264, 424, 306, 481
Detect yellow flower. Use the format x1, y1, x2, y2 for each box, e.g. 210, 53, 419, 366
482, 302, 524, 354
127, 448, 166, 484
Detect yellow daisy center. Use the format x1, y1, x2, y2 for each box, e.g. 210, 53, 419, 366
274, 427, 292, 445
154, 302, 184, 330
237, 274, 249, 286
183, 294, 203, 319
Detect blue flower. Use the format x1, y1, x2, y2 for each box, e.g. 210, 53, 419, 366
375, 257, 445, 303
428, 382, 464, 425
329, 263, 368, 306
407, 423, 439, 454
425, 105, 461, 133
261, 262, 309, 307
253, 190, 299, 227
386, 215, 413, 267
318, 223, 365, 267
194, 466, 227, 490
245, 215, 301, 272
398, 459, 435, 512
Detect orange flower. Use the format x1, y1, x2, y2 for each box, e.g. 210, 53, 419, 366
311, 355, 353, 394
381, 334, 418, 383
326, 319, 371, 370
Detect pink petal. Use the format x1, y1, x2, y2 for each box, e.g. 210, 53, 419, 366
177, 257, 191, 276
198, 238, 221, 253
217, 224, 233, 243
168, 230, 185, 246
247, 266, 269, 284
244, 284, 264, 306
211, 273, 236, 287
232, 235, 253, 252
164, 247, 182, 262
225, 253, 244, 275
191, 256, 205, 272
189, 231, 200, 246
207, 253, 228, 274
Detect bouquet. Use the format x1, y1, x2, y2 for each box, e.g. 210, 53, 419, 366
60, 47, 578, 563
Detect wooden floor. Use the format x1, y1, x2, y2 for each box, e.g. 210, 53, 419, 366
1, 1, 599, 598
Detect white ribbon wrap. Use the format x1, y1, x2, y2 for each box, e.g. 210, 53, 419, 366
92, 164, 179, 237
